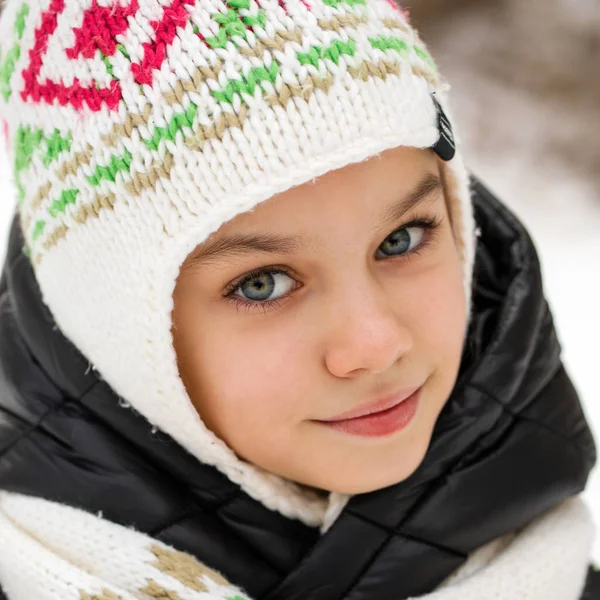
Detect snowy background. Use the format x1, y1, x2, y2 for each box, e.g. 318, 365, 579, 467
0, 0, 598, 561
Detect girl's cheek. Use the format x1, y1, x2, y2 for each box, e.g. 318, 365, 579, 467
402, 250, 465, 361
209, 327, 309, 422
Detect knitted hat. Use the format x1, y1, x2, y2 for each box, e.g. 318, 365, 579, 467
0, 0, 475, 528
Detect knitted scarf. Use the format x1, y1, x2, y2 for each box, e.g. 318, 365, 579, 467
0, 491, 593, 600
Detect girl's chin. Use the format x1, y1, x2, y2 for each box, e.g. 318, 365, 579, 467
299, 447, 429, 495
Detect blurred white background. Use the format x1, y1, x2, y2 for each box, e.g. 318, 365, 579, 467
0, 0, 598, 561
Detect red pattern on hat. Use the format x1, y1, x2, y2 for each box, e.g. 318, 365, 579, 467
130, 0, 194, 85
20, 0, 123, 111
66, 0, 138, 59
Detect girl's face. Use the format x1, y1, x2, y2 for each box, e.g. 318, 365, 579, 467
172, 146, 466, 494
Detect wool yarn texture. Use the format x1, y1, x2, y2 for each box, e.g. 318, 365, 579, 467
0, 492, 593, 599
0, 0, 476, 526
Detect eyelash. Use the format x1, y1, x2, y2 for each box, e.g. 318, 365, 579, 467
222, 215, 442, 314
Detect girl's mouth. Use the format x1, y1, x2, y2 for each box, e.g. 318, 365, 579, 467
316, 386, 422, 437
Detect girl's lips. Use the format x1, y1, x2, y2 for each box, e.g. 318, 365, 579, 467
317, 387, 422, 437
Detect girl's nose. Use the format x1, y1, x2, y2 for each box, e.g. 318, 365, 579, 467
323, 283, 414, 378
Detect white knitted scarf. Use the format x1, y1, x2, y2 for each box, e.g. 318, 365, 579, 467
0, 491, 594, 600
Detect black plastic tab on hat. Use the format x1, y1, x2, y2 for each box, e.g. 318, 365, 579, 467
431, 94, 456, 161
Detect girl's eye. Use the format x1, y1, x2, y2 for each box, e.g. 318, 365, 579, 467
224, 268, 296, 312
376, 225, 425, 259
234, 271, 294, 303
223, 217, 440, 313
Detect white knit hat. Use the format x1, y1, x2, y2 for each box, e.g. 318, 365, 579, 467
0, 0, 474, 529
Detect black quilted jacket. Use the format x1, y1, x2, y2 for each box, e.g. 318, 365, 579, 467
0, 177, 598, 598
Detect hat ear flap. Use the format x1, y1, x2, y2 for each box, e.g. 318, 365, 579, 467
437, 150, 477, 325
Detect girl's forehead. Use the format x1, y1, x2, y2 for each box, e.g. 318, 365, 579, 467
185, 162, 444, 269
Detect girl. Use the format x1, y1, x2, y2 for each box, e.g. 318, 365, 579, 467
0, 0, 597, 598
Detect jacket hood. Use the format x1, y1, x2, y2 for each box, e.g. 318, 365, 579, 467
0, 176, 596, 599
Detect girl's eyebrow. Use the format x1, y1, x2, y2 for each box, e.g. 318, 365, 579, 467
375, 172, 441, 230
188, 172, 442, 265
